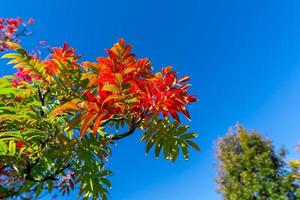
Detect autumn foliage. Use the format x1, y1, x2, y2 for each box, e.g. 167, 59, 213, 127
0, 18, 199, 199
0, 17, 33, 52
49, 39, 196, 138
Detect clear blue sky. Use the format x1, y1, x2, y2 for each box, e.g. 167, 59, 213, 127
2, 0, 300, 199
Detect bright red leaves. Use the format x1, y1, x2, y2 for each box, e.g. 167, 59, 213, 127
45, 39, 196, 137
52, 42, 78, 63
79, 38, 196, 136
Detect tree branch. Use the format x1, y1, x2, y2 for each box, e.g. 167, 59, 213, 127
110, 126, 136, 140
108, 110, 148, 140
37, 87, 50, 116
37, 87, 45, 116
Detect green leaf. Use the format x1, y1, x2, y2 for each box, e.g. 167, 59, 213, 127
163, 140, 170, 159
0, 106, 17, 113
47, 180, 53, 192
67, 114, 82, 131
127, 97, 138, 103
16, 48, 28, 56
36, 182, 44, 196
186, 140, 200, 151
141, 117, 200, 162
172, 145, 179, 162
141, 127, 155, 142
0, 141, 8, 154
145, 138, 155, 154
101, 178, 112, 189
19, 182, 36, 193
121, 83, 131, 90
155, 138, 163, 158
180, 133, 198, 140
0, 88, 17, 95
180, 142, 189, 160
0, 131, 22, 139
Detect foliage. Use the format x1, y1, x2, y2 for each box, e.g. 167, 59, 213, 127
216, 125, 300, 200
289, 144, 300, 195
0, 18, 199, 199
0, 17, 33, 52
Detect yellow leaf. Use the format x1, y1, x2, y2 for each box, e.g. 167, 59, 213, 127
1, 53, 21, 59
102, 84, 120, 93
9, 140, 16, 156
115, 73, 123, 85
102, 95, 123, 107
127, 97, 138, 103
5, 41, 21, 49
124, 67, 136, 74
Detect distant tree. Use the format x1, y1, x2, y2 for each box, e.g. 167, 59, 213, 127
288, 144, 300, 197
0, 18, 199, 199
216, 125, 300, 200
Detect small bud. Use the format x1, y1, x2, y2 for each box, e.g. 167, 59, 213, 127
19, 125, 24, 131
28, 18, 34, 24
39, 40, 46, 45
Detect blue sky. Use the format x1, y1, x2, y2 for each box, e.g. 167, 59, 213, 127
2, 0, 300, 199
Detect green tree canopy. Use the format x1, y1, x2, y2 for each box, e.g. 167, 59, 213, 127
216, 125, 300, 200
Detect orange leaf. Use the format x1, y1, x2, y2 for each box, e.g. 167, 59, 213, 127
162, 66, 173, 74
93, 114, 105, 135
50, 102, 80, 117
80, 112, 98, 137
178, 76, 191, 83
